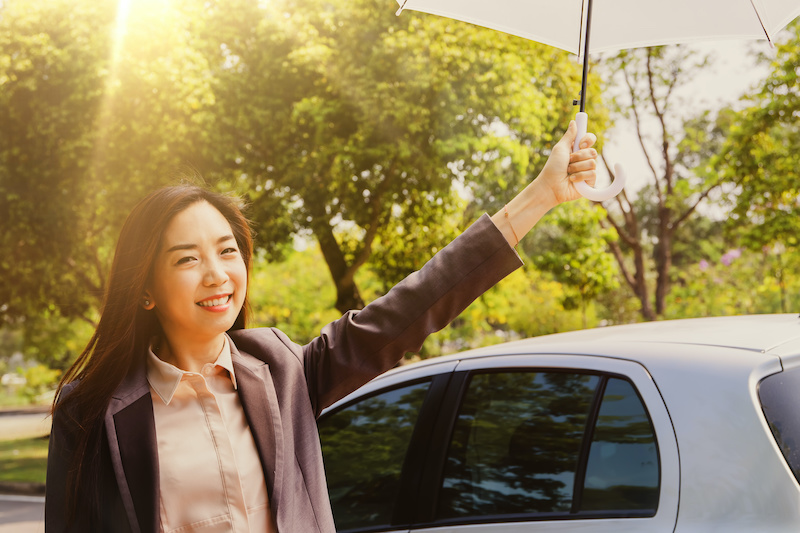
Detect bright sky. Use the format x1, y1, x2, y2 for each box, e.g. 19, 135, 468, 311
598, 38, 774, 195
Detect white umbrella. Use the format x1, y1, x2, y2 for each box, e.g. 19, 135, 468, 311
395, 0, 800, 200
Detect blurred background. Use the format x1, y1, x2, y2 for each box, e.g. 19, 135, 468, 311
0, 0, 798, 427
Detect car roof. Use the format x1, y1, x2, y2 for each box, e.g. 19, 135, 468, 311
386, 313, 800, 379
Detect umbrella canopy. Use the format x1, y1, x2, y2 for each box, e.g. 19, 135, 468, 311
395, 0, 800, 55
394, 0, 800, 200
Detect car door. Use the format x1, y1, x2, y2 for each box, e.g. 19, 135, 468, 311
318, 362, 460, 533
411, 354, 679, 533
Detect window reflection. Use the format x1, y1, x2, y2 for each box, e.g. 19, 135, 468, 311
437, 372, 660, 521
581, 378, 659, 513
438, 372, 600, 518
319, 381, 430, 530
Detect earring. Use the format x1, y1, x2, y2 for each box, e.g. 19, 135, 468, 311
144, 299, 151, 307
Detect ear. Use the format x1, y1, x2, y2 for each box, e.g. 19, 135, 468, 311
142, 291, 156, 310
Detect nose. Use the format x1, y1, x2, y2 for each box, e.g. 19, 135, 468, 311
203, 258, 229, 287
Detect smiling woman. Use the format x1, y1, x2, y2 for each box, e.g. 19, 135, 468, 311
143, 201, 249, 373
45, 120, 598, 533
46, 185, 257, 532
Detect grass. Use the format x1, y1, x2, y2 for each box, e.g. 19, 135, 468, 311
0, 394, 33, 409
0, 435, 49, 484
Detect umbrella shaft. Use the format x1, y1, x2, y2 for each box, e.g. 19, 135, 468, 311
579, 0, 593, 112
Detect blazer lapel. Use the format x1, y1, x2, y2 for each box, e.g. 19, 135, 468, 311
230, 342, 286, 517
105, 359, 159, 533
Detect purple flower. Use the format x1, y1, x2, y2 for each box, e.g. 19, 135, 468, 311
699, 259, 709, 271
720, 249, 742, 266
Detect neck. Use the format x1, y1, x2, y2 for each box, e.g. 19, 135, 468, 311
156, 334, 226, 373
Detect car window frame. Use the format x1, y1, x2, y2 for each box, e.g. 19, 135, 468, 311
318, 353, 680, 533
417, 354, 680, 532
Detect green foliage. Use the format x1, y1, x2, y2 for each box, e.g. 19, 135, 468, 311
666, 246, 800, 318
527, 201, 619, 326
247, 246, 343, 344
713, 20, 800, 252
195, 0, 603, 310
1, 0, 611, 338
0, 0, 114, 325
15, 312, 95, 371
17, 364, 61, 403
421, 264, 587, 358
600, 45, 731, 320
0, 0, 219, 331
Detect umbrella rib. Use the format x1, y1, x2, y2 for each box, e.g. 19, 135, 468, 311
748, 0, 775, 47
395, 0, 409, 16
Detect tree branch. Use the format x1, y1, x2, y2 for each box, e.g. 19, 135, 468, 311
673, 177, 724, 228
601, 219, 636, 290
603, 209, 638, 248
622, 62, 663, 204
646, 50, 673, 199
343, 161, 397, 282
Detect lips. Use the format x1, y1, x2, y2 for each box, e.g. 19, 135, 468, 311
196, 294, 233, 308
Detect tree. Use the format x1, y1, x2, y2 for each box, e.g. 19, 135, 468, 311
198, 0, 602, 313
0, 0, 219, 331
1, 0, 610, 364
0, 0, 115, 327
713, 20, 800, 253
598, 46, 727, 321
527, 201, 619, 328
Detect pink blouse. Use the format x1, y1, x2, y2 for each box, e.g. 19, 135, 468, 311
146, 337, 277, 532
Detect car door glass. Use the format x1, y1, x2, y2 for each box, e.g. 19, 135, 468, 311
437, 371, 600, 518
319, 380, 431, 530
437, 371, 660, 523
580, 377, 659, 513
759, 367, 800, 484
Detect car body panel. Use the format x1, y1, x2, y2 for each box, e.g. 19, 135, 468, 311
320, 315, 800, 532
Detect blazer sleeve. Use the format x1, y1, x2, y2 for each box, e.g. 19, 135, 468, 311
303, 213, 523, 415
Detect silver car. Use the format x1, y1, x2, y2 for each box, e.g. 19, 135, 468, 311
318, 314, 800, 532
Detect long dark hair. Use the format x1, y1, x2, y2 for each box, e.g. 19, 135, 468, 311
52, 184, 253, 518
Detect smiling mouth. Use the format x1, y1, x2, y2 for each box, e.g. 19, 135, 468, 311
196, 294, 233, 308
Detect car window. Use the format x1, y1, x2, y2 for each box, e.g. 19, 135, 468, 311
318, 380, 431, 530
580, 377, 659, 513
437, 371, 659, 522
759, 366, 800, 484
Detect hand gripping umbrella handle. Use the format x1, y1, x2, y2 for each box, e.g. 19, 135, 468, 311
572, 112, 626, 202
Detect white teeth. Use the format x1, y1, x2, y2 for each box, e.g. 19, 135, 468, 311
198, 295, 230, 307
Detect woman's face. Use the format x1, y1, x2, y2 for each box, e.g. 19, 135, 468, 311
145, 200, 247, 347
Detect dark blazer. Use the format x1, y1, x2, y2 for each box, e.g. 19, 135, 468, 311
45, 215, 522, 533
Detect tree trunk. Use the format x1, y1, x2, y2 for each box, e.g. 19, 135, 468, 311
314, 223, 365, 314
654, 227, 673, 317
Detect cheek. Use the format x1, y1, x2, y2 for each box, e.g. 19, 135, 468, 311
152, 268, 195, 306
234, 261, 248, 296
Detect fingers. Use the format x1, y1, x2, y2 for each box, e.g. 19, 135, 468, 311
561, 120, 578, 148
568, 149, 598, 185
559, 121, 597, 152
577, 131, 597, 150
569, 170, 597, 186
569, 147, 597, 166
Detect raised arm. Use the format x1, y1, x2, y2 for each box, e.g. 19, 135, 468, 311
491, 120, 598, 247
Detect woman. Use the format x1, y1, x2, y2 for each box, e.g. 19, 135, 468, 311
45, 121, 598, 533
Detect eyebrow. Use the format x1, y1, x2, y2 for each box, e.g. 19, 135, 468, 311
165, 234, 236, 254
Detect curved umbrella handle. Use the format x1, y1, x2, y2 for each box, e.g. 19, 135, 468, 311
572, 112, 626, 202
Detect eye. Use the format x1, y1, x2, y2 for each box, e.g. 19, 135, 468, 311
176, 256, 197, 265
221, 247, 238, 255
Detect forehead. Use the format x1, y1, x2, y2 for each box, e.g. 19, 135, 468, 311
162, 201, 233, 247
